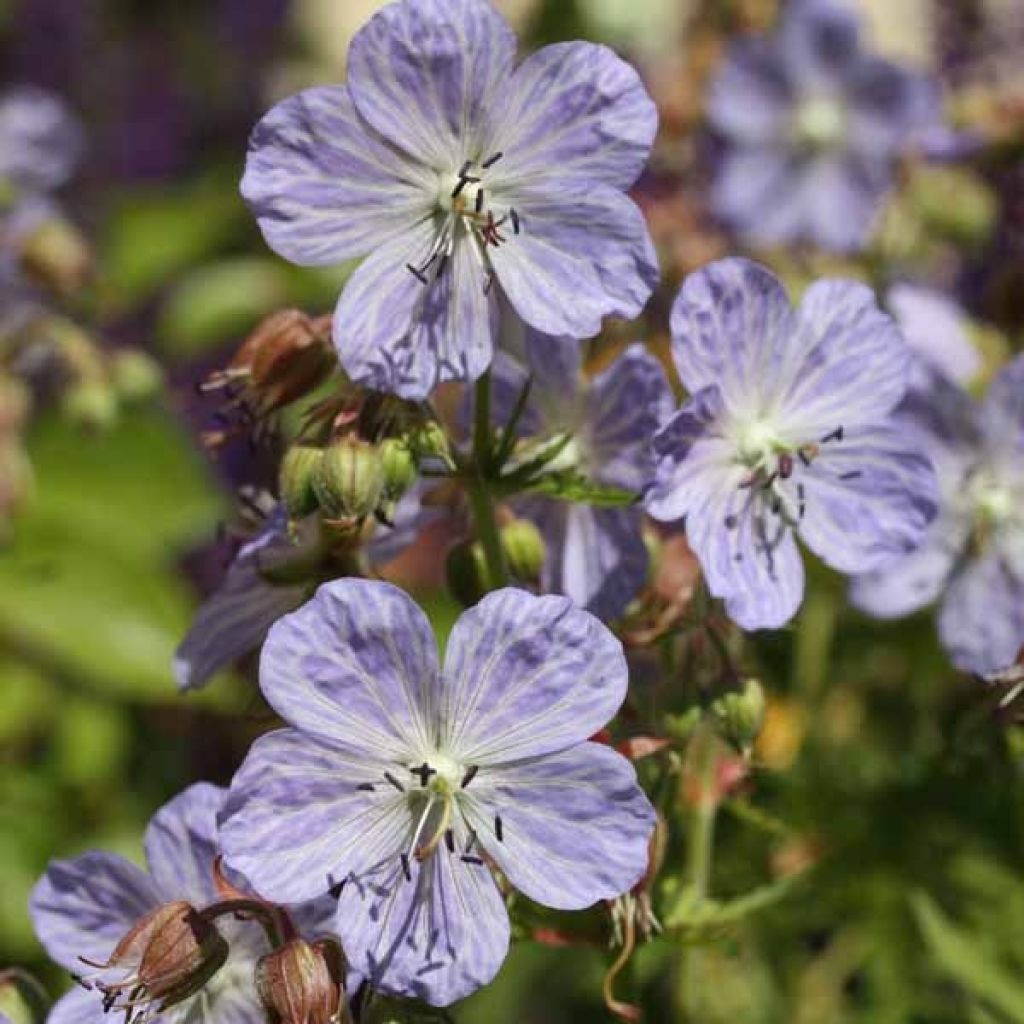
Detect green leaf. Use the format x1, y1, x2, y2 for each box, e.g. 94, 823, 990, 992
913, 892, 1024, 1022
521, 471, 638, 507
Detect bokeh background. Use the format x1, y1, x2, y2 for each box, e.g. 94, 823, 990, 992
3, 1, 1024, 1021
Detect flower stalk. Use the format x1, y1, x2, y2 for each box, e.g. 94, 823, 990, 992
469, 370, 508, 591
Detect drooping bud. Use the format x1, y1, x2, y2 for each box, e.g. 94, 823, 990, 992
77, 901, 228, 1017
379, 438, 417, 500
362, 994, 452, 1024
280, 445, 324, 520
312, 438, 383, 524
109, 349, 164, 403
445, 539, 489, 608
709, 678, 766, 756
18, 216, 93, 297
0, 968, 50, 1024
256, 938, 347, 1024
500, 519, 545, 582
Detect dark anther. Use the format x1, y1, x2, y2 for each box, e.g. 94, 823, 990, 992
465, 830, 478, 854
458, 160, 472, 177
798, 450, 812, 467
771, 499, 781, 515
510, 208, 521, 234
481, 152, 503, 168
495, 816, 504, 842
436, 252, 449, 278
444, 829, 455, 853
483, 272, 495, 296
384, 771, 406, 793
400, 853, 412, 882
725, 514, 738, 529
475, 188, 485, 214
779, 453, 794, 479
798, 483, 806, 519
327, 874, 345, 899
356, 782, 376, 792
821, 426, 845, 444
461, 855, 485, 866
406, 263, 428, 284
461, 765, 479, 788
410, 762, 437, 787
839, 470, 862, 481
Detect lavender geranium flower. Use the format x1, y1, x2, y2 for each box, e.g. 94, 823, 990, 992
241, 0, 659, 399
174, 491, 435, 691
645, 258, 938, 630
220, 579, 654, 1005
852, 356, 1024, 675
487, 332, 672, 619
0, 87, 82, 196
30, 783, 337, 1024
707, 0, 950, 251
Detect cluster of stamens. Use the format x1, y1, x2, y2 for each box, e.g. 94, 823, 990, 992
405, 152, 521, 295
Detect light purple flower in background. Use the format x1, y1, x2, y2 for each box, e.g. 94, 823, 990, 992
887, 283, 981, 389
0, 86, 82, 195
241, 0, 659, 399
174, 491, 435, 692
30, 783, 337, 1024
707, 0, 951, 252
852, 356, 1024, 675
645, 258, 938, 630
220, 580, 654, 1005
487, 332, 672, 619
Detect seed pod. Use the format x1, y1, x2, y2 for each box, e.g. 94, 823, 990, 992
312, 438, 384, 523
280, 445, 324, 520
0, 967, 50, 1024
500, 520, 545, 582
256, 938, 347, 1024
709, 678, 766, 756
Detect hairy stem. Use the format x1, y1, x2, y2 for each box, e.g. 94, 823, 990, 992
469, 371, 508, 589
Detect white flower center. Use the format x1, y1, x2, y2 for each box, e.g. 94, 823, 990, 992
793, 95, 847, 151
736, 417, 785, 467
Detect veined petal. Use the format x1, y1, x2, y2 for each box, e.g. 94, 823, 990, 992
797, 425, 938, 574
778, 278, 909, 433
30, 853, 161, 973
461, 742, 654, 910
346, 0, 516, 168
440, 588, 627, 762
711, 148, 796, 235
335, 825, 509, 1006
488, 41, 657, 191
980, 354, 1024, 454
522, 327, 584, 428
668, 259, 794, 414
176, 959, 268, 1024
332, 220, 498, 399
779, 0, 863, 92
888, 285, 980, 388
242, 86, 434, 266
221, 730, 410, 905
47, 988, 103, 1024
706, 40, 793, 144
144, 783, 225, 906
259, 580, 440, 761
938, 553, 1024, 676
850, 515, 966, 619
490, 184, 657, 339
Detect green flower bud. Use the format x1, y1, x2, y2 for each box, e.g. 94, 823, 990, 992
363, 994, 452, 1024
19, 216, 93, 297
664, 706, 703, 744
909, 166, 996, 246
256, 938, 347, 1024
379, 437, 417, 500
61, 380, 117, 432
0, 968, 50, 1024
409, 420, 451, 464
709, 679, 766, 756
109, 349, 164, 403
312, 438, 384, 523
280, 445, 324, 520
445, 539, 489, 608
501, 519, 545, 582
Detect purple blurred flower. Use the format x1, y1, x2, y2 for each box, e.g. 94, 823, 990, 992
174, 492, 434, 692
852, 356, 1024, 675
488, 333, 672, 618
888, 283, 980, 389
645, 258, 938, 630
241, 0, 659, 399
220, 580, 654, 1005
30, 783, 338, 1024
0, 86, 82, 195
707, 0, 951, 251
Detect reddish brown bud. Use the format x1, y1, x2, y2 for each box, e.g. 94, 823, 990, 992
256, 938, 347, 1024
78, 901, 228, 1016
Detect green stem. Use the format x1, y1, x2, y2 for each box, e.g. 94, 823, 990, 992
469, 372, 508, 589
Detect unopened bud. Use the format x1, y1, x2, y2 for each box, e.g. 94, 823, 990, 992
256, 938, 347, 1024
445, 539, 489, 608
909, 166, 996, 246
0, 968, 50, 1024
362, 994, 452, 1024
379, 438, 417, 501
77, 901, 228, 1017
19, 217, 93, 297
500, 519, 545, 582
408, 420, 451, 464
280, 445, 324, 520
709, 679, 766, 756
313, 438, 383, 523
109, 349, 163, 403
60, 380, 117, 432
